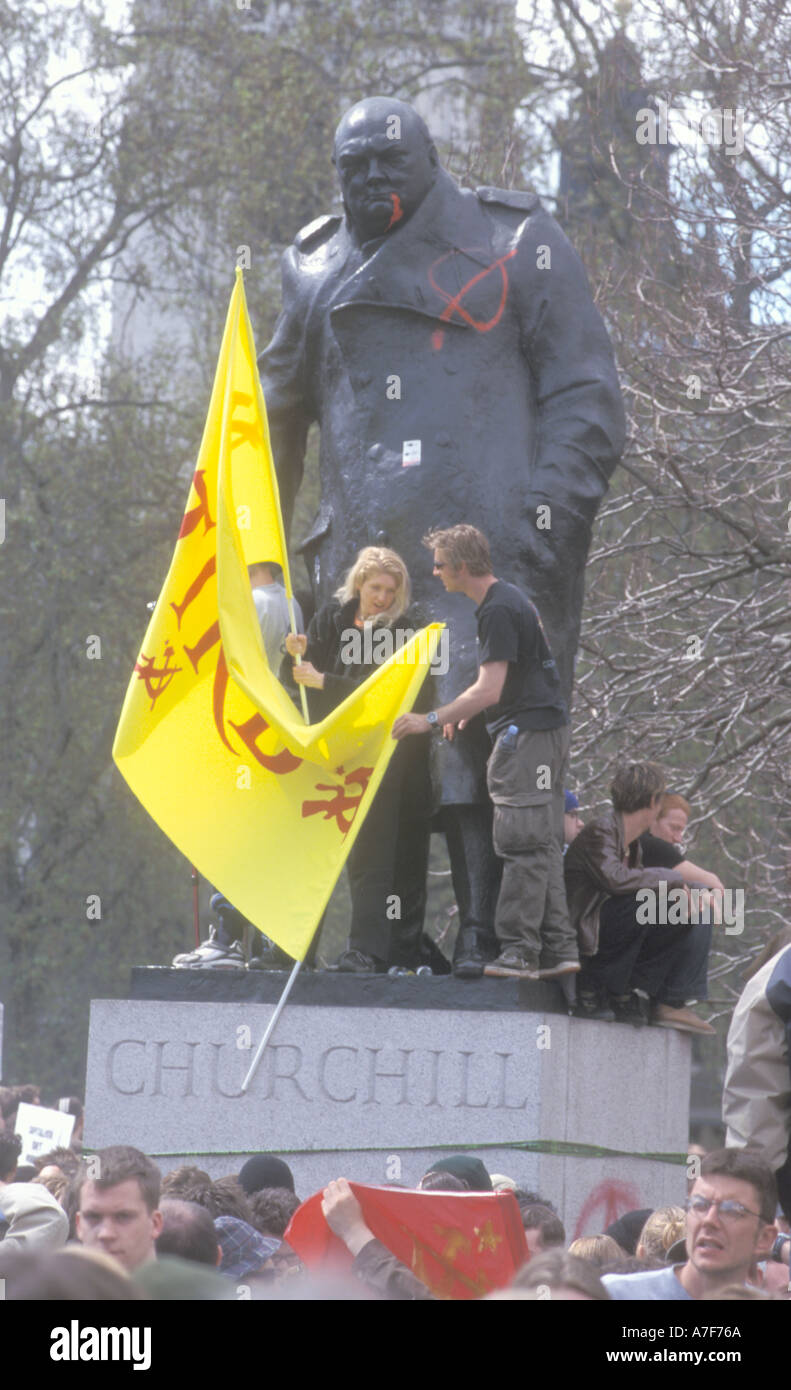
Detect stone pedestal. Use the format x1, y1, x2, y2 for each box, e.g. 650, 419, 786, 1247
84, 970, 691, 1238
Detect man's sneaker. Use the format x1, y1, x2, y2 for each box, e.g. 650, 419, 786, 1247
610, 991, 651, 1027
652, 1003, 716, 1036
539, 960, 581, 979
172, 925, 245, 970
327, 949, 385, 975
484, 950, 539, 979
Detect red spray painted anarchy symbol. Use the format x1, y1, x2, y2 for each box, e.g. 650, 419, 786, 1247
572, 1179, 641, 1241
428, 246, 518, 350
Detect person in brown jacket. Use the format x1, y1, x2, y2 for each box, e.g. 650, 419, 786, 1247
724, 936, 791, 1231
563, 762, 714, 1034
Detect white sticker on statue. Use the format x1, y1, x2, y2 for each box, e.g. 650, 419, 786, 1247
402, 439, 422, 467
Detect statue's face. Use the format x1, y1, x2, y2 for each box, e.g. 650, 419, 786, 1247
334, 109, 437, 240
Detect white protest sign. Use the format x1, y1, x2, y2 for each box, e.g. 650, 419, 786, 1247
14, 1102, 75, 1164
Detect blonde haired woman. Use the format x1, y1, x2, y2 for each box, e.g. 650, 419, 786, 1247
287, 546, 410, 702
286, 547, 439, 974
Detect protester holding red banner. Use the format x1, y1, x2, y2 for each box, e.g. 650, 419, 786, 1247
285, 1175, 527, 1300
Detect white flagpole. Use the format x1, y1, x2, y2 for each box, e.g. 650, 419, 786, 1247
241, 957, 303, 1093
285, 591, 310, 724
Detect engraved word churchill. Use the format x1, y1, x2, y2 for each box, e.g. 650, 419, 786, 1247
106, 1036, 532, 1110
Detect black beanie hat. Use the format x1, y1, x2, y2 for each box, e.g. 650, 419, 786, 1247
238, 1154, 296, 1195
423, 1154, 493, 1192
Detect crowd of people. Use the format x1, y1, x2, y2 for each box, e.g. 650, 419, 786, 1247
0, 1105, 788, 1301
2, 525, 772, 1304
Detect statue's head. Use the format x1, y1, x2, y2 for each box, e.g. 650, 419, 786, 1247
333, 97, 439, 241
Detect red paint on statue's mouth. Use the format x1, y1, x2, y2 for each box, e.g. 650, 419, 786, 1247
387, 194, 404, 229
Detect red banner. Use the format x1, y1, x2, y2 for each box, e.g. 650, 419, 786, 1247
285, 1183, 527, 1300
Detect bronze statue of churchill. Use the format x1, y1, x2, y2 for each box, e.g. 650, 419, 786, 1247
258, 97, 625, 975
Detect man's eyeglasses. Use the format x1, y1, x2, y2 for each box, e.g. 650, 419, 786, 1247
685, 1195, 762, 1222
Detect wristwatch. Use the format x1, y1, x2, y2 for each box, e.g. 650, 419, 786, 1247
426, 711, 439, 727
771, 1233, 791, 1262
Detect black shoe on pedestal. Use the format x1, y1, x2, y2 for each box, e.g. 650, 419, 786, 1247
574, 988, 615, 1022
417, 932, 453, 976
452, 929, 492, 980
327, 949, 386, 975
610, 991, 651, 1027
248, 943, 295, 971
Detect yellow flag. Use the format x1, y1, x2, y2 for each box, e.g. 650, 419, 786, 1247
113, 271, 441, 960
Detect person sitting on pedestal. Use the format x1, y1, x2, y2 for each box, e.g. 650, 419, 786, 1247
563, 761, 715, 1034
640, 791, 725, 908
564, 790, 584, 850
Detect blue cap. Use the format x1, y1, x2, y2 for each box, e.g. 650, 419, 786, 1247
564, 790, 580, 813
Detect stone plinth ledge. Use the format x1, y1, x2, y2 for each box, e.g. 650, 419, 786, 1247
84, 972, 691, 1237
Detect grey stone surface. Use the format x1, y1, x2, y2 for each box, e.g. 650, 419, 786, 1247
85, 998, 691, 1237
128, 965, 569, 1013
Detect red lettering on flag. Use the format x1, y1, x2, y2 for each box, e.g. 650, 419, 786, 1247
170, 556, 217, 629
178, 469, 216, 539
212, 648, 235, 752
134, 643, 183, 709
184, 621, 221, 674
228, 712, 303, 774
301, 767, 373, 833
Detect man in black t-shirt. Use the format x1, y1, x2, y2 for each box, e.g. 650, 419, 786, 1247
394, 525, 579, 979
639, 829, 684, 870
640, 790, 690, 870
641, 792, 725, 914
